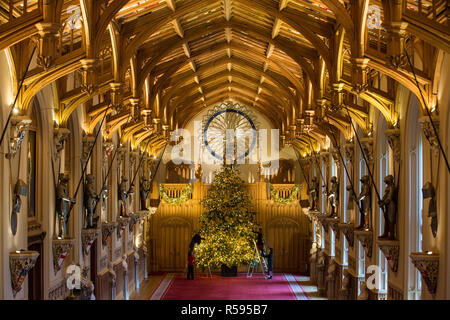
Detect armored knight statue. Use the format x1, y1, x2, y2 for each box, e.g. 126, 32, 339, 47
56, 174, 75, 238
119, 176, 129, 217
83, 174, 101, 229
357, 175, 371, 230
309, 177, 319, 211
139, 176, 151, 210
378, 175, 398, 240
328, 176, 339, 217
422, 182, 437, 238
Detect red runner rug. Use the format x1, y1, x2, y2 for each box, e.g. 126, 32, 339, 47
148, 273, 309, 300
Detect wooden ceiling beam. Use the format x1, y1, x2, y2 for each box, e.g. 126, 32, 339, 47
172, 18, 184, 38
279, 0, 289, 11
271, 18, 283, 39
166, 0, 176, 12
223, 0, 232, 21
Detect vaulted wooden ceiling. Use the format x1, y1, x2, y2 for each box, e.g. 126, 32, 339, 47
3, 0, 447, 155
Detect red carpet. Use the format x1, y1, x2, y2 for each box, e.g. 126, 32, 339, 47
149, 273, 309, 300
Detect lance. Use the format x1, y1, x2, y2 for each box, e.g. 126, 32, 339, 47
92, 113, 132, 214
0, 45, 37, 148
127, 137, 168, 195
323, 115, 364, 216
292, 146, 310, 186
343, 105, 386, 216
403, 48, 449, 173
306, 133, 329, 198
67, 103, 111, 216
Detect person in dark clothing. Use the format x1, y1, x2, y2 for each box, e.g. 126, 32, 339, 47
187, 250, 195, 280
256, 228, 264, 252
263, 248, 273, 279
189, 233, 204, 251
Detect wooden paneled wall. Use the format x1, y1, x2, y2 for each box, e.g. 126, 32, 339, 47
149, 181, 310, 273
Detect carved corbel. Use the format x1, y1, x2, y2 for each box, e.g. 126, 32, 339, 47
34, 22, 60, 70
5, 116, 32, 159
80, 59, 98, 95
330, 148, 341, 169
142, 110, 153, 131
304, 110, 315, 132
130, 150, 139, 167
288, 125, 297, 141
326, 260, 337, 282
315, 99, 327, 121
319, 151, 331, 165
129, 213, 140, 232
385, 128, 401, 164
102, 222, 117, 246
162, 124, 170, 139
317, 215, 328, 231
355, 230, 373, 258
343, 142, 354, 163
129, 98, 141, 122
385, 22, 409, 69
153, 117, 161, 133
103, 140, 115, 164
81, 134, 95, 164
52, 238, 75, 274
410, 252, 439, 295
9, 250, 39, 297
419, 116, 440, 157
116, 217, 129, 239
329, 219, 340, 240
351, 58, 370, 95
338, 223, 354, 247
53, 127, 71, 156
377, 240, 399, 272
110, 83, 124, 113
360, 137, 374, 165
81, 228, 99, 256
330, 82, 345, 111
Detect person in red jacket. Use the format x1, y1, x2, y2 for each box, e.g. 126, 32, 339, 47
187, 250, 195, 280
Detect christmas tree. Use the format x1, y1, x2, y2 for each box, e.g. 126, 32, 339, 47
195, 166, 259, 271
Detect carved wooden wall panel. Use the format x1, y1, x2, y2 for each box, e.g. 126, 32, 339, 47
150, 182, 309, 273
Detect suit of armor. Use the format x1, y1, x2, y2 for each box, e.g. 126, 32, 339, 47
84, 174, 100, 228
139, 177, 150, 210
56, 174, 75, 237
309, 177, 319, 211
119, 176, 129, 217
328, 176, 339, 217
357, 175, 371, 229
378, 175, 397, 240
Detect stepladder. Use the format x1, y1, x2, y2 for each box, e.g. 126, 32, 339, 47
247, 239, 268, 278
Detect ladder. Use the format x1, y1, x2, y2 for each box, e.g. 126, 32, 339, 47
247, 239, 268, 278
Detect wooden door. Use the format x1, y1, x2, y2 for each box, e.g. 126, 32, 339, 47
266, 218, 301, 273
158, 218, 191, 271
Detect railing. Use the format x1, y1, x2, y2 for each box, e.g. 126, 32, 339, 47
159, 183, 193, 200
404, 0, 449, 33
159, 182, 302, 203
270, 184, 300, 201
0, 0, 41, 26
